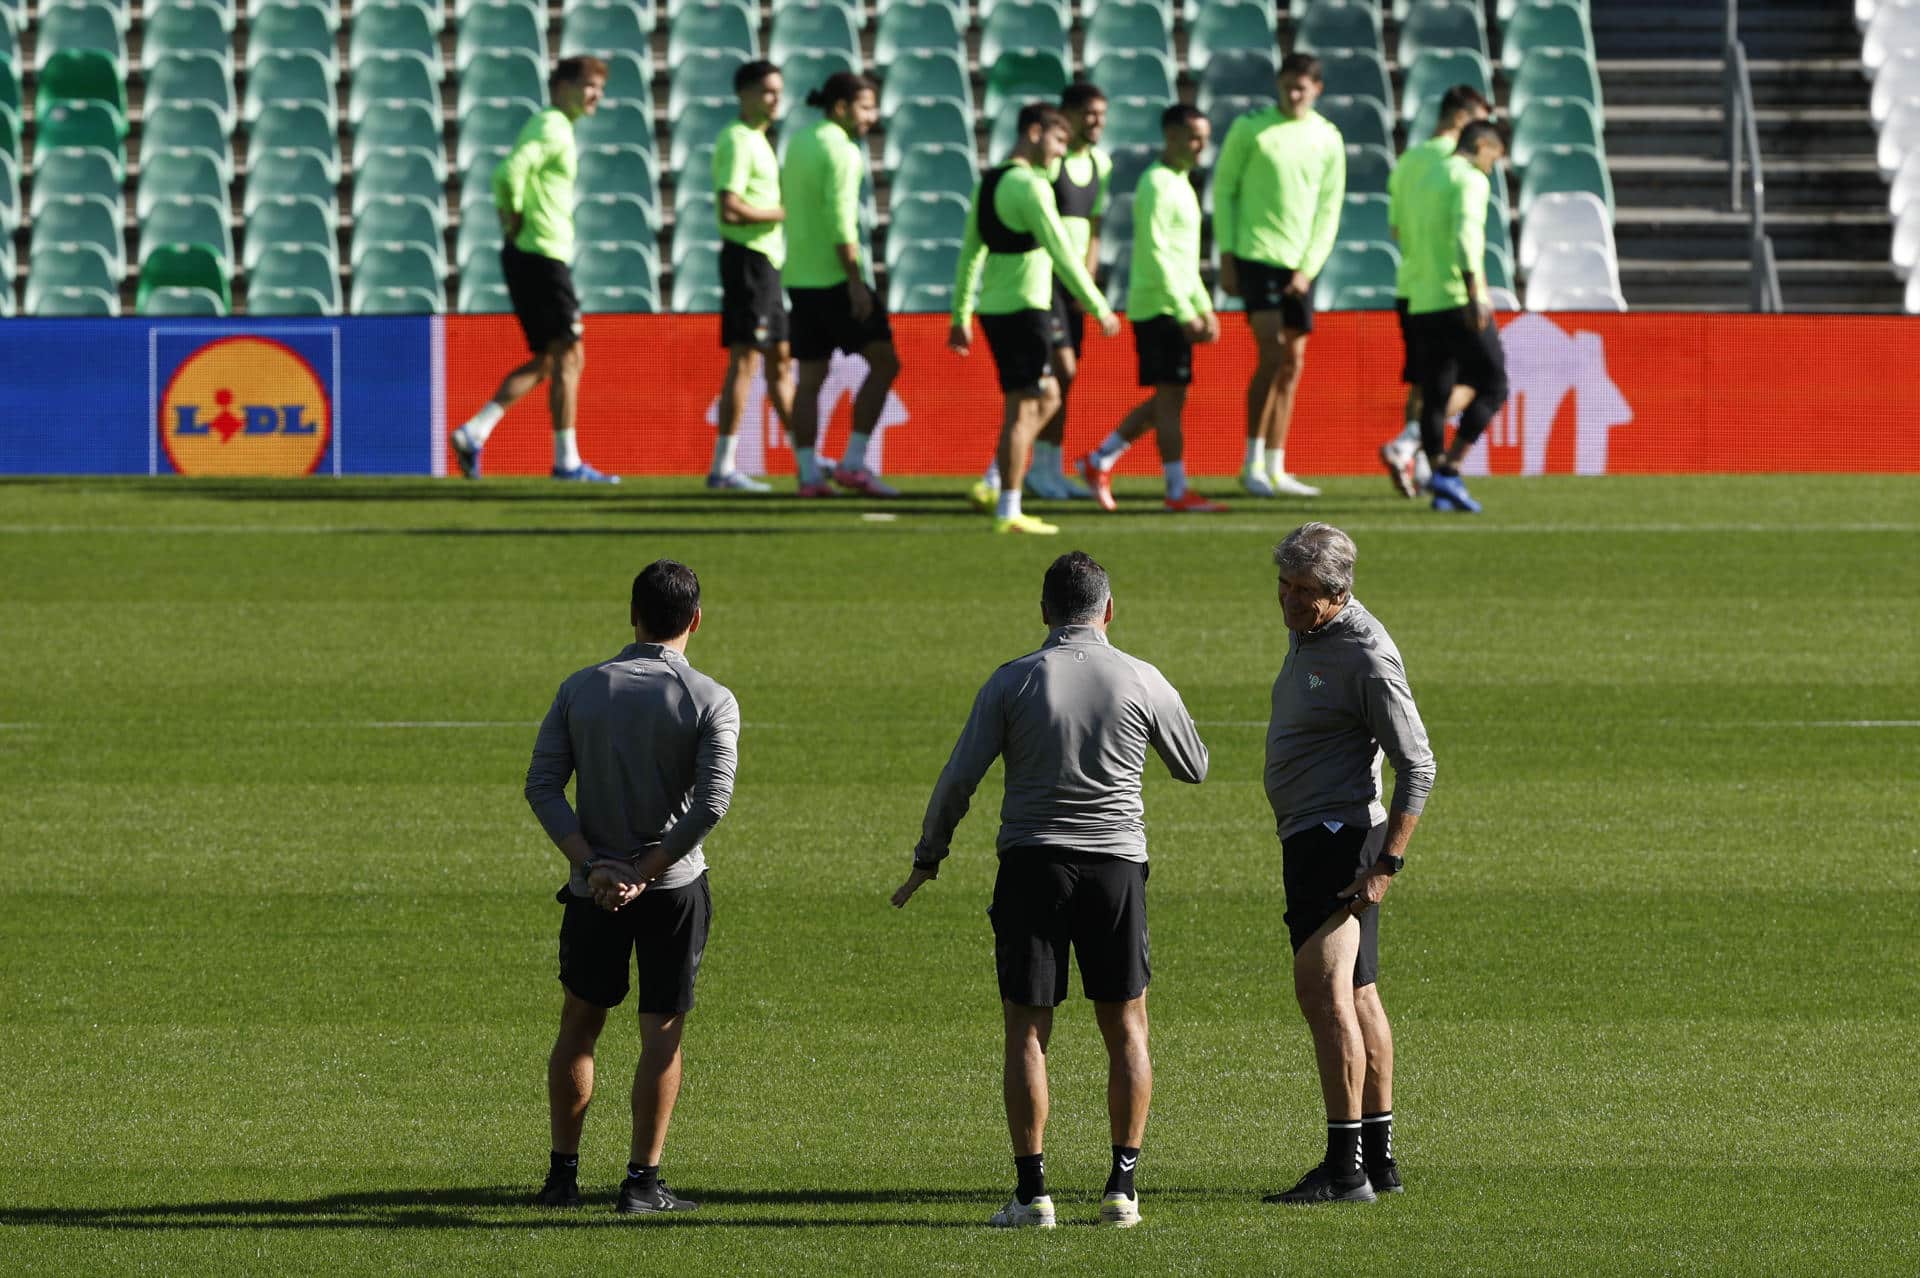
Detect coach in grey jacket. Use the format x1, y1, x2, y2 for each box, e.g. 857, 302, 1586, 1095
1261, 522, 1435, 1208
893, 551, 1208, 1231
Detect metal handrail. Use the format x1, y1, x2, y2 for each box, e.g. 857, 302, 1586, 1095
1725, 2, 1784, 311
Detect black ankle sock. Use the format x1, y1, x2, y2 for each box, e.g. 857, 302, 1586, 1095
625, 1162, 658, 1189
1014, 1153, 1046, 1204
1104, 1145, 1140, 1198
549, 1151, 578, 1179
1326, 1121, 1363, 1183
1362, 1111, 1394, 1166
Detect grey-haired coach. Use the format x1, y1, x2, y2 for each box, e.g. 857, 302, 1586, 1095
1261, 522, 1434, 1207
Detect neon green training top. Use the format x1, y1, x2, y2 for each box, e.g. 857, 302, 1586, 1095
780, 117, 867, 289
1126, 163, 1212, 324
1388, 134, 1455, 300
492, 107, 577, 262
713, 119, 785, 269
1046, 145, 1113, 269
950, 160, 1113, 329
1404, 154, 1490, 315
1213, 107, 1346, 278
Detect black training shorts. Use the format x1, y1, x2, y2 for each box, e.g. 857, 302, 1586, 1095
1048, 279, 1085, 354
556, 873, 712, 1013
1280, 820, 1386, 987
1408, 304, 1507, 398
1395, 297, 1415, 383
990, 848, 1150, 1007
1236, 258, 1315, 333
718, 241, 789, 349
502, 242, 584, 354
1133, 314, 1194, 386
786, 281, 893, 362
980, 309, 1056, 395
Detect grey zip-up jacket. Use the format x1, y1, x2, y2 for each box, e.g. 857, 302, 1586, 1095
525, 642, 740, 894
1264, 598, 1435, 840
914, 624, 1209, 867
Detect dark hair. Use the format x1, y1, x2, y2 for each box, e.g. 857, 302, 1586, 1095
1161, 103, 1205, 131
1042, 551, 1110, 626
631, 560, 701, 639
734, 59, 780, 93
1016, 101, 1068, 137
551, 55, 609, 91
1457, 119, 1506, 155
804, 71, 878, 111
1437, 83, 1492, 124
1060, 80, 1107, 111
1278, 52, 1323, 83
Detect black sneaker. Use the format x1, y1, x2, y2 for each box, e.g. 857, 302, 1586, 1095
1262, 1161, 1377, 1205
532, 1172, 582, 1208
1366, 1160, 1403, 1194
615, 1178, 700, 1215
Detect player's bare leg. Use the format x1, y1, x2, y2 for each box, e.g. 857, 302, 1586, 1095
833, 339, 902, 496
1354, 981, 1400, 1191
1094, 994, 1151, 1226
789, 358, 833, 495
993, 381, 1061, 533
615, 1011, 699, 1215
1262, 327, 1316, 496
548, 990, 606, 1155
451, 350, 554, 479
711, 344, 773, 491
1029, 344, 1082, 498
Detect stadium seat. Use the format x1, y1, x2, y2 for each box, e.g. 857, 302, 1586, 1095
142, 195, 234, 270
1293, 0, 1384, 55
1398, 0, 1490, 64
1083, 1, 1173, 66
671, 262, 723, 310
1870, 50, 1920, 126
355, 197, 448, 273
32, 147, 122, 218
1878, 98, 1920, 179
251, 0, 342, 31
456, 203, 503, 268
458, 244, 505, 292
578, 144, 661, 213
251, 246, 342, 310
576, 282, 662, 313
1518, 142, 1612, 218
136, 241, 230, 312
779, 50, 860, 113
1484, 241, 1515, 291
1092, 50, 1179, 103
143, 3, 233, 74
1336, 192, 1391, 244
354, 51, 443, 126
1906, 270, 1920, 314
981, 2, 1070, 66
1094, 194, 1133, 268
984, 50, 1070, 120
134, 149, 222, 220
670, 99, 737, 172
1500, 0, 1592, 71
1314, 241, 1399, 305
1525, 252, 1620, 312
145, 53, 236, 134
457, 278, 514, 313
1319, 50, 1393, 107
1345, 141, 1395, 195
874, 0, 965, 62
1318, 95, 1393, 150
33, 193, 124, 276
0, 105, 15, 171
574, 242, 660, 297
575, 192, 661, 246
1326, 283, 1396, 309
890, 280, 955, 313
1107, 143, 1156, 201
459, 99, 537, 170
892, 144, 979, 200
669, 49, 754, 118
253, 103, 338, 175
1497, 0, 1584, 21
351, 245, 444, 311
562, 0, 651, 65
1205, 94, 1271, 155
1863, 2, 1920, 78
244, 194, 334, 270
355, 147, 448, 218
0, 149, 20, 233
1510, 47, 1602, 117
354, 101, 442, 173
157, 0, 238, 29
600, 50, 653, 113
575, 101, 652, 153
351, 1, 439, 67
1891, 150, 1920, 218
886, 189, 969, 246
1890, 205, 1920, 281
457, 2, 548, 73
242, 51, 336, 129
137, 284, 224, 314
249, 4, 336, 74
1519, 189, 1609, 272
35, 3, 127, 76
459, 153, 510, 207
1510, 96, 1602, 171
669, 1, 757, 66
352, 284, 444, 313
882, 99, 972, 172
243, 148, 336, 217
38, 101, 127, 169
1188, 0, 1274, 75
1198, 50, 1280, 113
770, 1, 862, 65
31, 284, 121, 315
1401, 48, 1493, 124
36, 48, 130, 124
880, 51, 973, 115
887, 234, 961, 284
1103, 97, 1168, 151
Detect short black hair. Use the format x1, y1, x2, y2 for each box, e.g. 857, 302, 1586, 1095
1457, 119, 1506, 156
1438, 83, 1492, 124
1060, 81, 1107, 111
734, 59, 780, 93
1279, 52, 1323, 83
1017, 101, 1068, 137
551, 55, 609, 91
804, 70, 878, 111
631, 560, 701, 639
1161, 103, 1205, 131
1042, 551, 1110, 626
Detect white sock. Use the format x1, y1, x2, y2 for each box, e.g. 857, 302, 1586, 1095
983, 460, 1001, 486
711, 434, 739, 475
1093, 430, 1129, 471
995, 489, 1021, 520
1400, 420, 1421, 444
794, 446, 819, 485
1164, 461, 1188, 500
555, 428, 581, 472
460, 401, 504, 448
1267, 447, 1287, 479
1245, 440, 1266, 473
842, 431, 870, 472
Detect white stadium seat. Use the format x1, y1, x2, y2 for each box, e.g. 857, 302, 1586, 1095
1863, 1, 1920, 78
1906, 270, 1920, 312
1872, 50, 1920, 122
1892, 151, 1920, 217
1520, 191, 1616, 275
1525, 242, 1623, 310
1894, 205, 1920, 279
1488, 285, 1522, 312
1860, 0, 1878, 29
1878, 97, 1920, 178
1529, 284, 1628, 313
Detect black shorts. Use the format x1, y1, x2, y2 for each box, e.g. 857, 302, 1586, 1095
1048, 279, 1084, 354
1280, 820, 1386, 988
1132, 314, 1193, 386
1408, 304, 1507, 399
1237, 258, 1315, 333
718, 241, 789, 348
502, 242, 584, 354
786, 281, 893, 362
990, 848, 1150, 1007
1395, 297, 1415, 383
980, 309, 1056, 395
555, 873, 712, 1014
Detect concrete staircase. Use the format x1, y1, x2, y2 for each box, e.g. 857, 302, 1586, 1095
1592, 1, 1902, 312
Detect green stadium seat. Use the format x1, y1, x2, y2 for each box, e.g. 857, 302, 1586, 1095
981, 1, 1070, 65
247, 285, 329, 314
27, 243, 118, 313
146, 104, 235, 184
1097, 194, 1133, 268
770, 1, 862, 65
561, 0, 651, 66
873, 1, 964, 63
882, 99, 971, 171
892, 143, 978, 200
575, 101, 652, 153
1084, 1, 1174, 65
779, 51, 860, 111
140, 285, 227, 314
146, 53, 235, 134
889, 279, 954, 313
1107, 143, 1155, 200
601, 51, 653, 113
1294, 0, 1383, 54
248, 3, 336, 74
244, 194, 333, 270
1500, 0, 1591, 71
1398, 0, 1489, 64
669, 1, 757, 67
142, 3, 233, 74
1314, 240, 1398, 303
1483, 241, 1514, 291
457, 277, 513, 313
671, 267, 722, 310
1390, 0, 1476, 18
0, 7, 14, 68
355, 51, 444, 126
0, 104, 15, 169
1318, 95, 1392, 149
1188, 0, 1273, 74
459, 153, 509, 206
459, 242, 504, 285
153, 0, 238, 30
984, 49, 1069, 120
38, 101, 128, 168
250, 244, 342, 310
141, 194, 233, 269
0, 149, 18, 233
883, 231, 960, 275
350, 244, 444, 310
1497, 0, 1578, 20
354, 196, 448, 271
574, 243, 659, 298
1103, 96, 1167, 150
1318, 48, 1391, 105
1336, 191, 1390, 244
242, 51, 336, 128
880, 51, 972, 115
35, 3, 127, 76
578, 285, 662, 314
36, 48, 130, 125
0, 62, 18, 134
1197, 50, 1278, 113
1400, 47, 1493, 122
253, 102, 338, 174
1518, 142, 1612, 218
354, 148, 448, 217
578, 143, 660, 213
352, 283, 445, 313
250, 0, 342, 30
1487, 201, 1513, 263
457, 2, 548, 73
667, 50, 752, 118
353, 101, 441, 174
33, 148, 123, 218
1509, 46, 1601, 117
243, 148, 336, 217
1091, 50, 1178, 102
137, 148, 225, 217
456, 199, 502, 266
886, 189, 968, 246
575, 192, 660, 246
1344, 141, 1394, 195
351, 1, 439, 67
33, 193, 124, 276
1510, 96, 1602, 171
460, 98, 537, 169
32, 284, 121, 314
1325, 283, 1395, 310
670, 99, 735, 171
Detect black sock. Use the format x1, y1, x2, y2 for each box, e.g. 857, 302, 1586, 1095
1104, 1145, 1139, 1199
1013, 1153, 1046, 1205
625, 1162, 659, 1190
549, 1151, 578, 1180
1362, 1111, 1394, 1167
1326, 1121, 1363, 1183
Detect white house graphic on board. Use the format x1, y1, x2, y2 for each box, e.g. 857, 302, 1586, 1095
703, 351, 908, 477
1459, 312, 1633, 476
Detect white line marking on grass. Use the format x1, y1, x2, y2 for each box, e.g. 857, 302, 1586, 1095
3, 521, 1917, 537
365, 721, 534, 729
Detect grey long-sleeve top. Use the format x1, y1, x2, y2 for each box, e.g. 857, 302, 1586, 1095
525, 642, 740, 894
1264, 597, 1435, 840
914, 625, 1209, 867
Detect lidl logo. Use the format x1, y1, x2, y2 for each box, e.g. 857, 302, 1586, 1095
159, 336, 333, 476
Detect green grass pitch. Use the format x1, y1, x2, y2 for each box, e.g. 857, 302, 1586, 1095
2, 474, 1916, 1274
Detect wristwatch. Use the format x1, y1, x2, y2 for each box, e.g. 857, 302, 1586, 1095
1374, 853, 1405, 876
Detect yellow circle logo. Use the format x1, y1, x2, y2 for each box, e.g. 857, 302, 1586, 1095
160, 337, 332, 476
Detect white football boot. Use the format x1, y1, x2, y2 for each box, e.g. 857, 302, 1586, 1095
988, 1194, 1057, 1228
